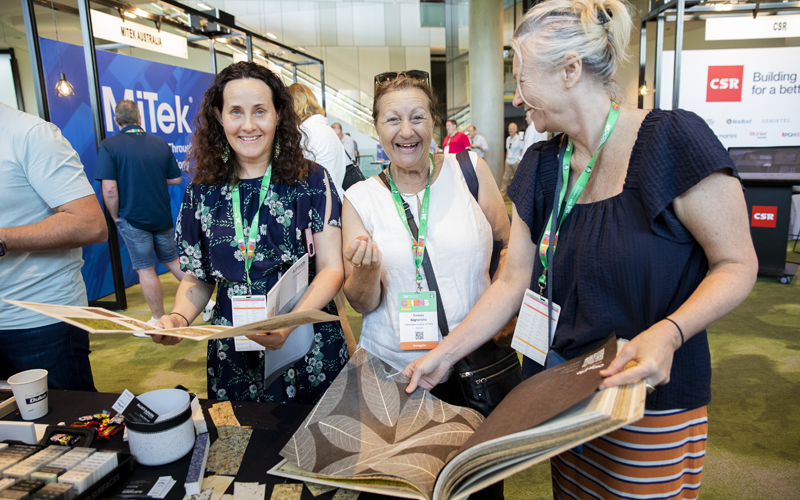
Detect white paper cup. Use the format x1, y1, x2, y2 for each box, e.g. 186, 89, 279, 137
8, 369, 49, 420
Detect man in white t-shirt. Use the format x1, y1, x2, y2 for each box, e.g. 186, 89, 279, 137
521, 110, 548, 161
466, 125, 489, 158
331, 122, 356, 161
500, 122, 523, 196
0, 103, 108, 390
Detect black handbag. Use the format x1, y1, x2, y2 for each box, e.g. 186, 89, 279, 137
379, 166, 521, 417
341, 149, 366, 191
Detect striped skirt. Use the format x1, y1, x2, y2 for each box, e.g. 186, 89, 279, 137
551, 407, 708, 500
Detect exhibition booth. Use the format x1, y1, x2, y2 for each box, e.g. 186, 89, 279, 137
1, 0, 799, 499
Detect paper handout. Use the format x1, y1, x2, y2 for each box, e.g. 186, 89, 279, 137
4, 299, 338, 341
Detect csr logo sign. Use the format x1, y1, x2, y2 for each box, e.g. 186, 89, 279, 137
707, 66, 744, 102
751, 206, 777, 228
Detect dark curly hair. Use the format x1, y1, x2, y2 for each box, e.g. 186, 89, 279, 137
189, 62, 311, 186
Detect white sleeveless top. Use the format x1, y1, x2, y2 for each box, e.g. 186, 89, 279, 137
344, 153, 493, 373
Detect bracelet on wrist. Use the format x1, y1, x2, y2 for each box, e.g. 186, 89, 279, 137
664, 317, 685, 348
169, 311, 190, 327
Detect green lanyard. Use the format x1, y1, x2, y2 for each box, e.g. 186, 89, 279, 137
386, 154, 434, 292
538, 100, 620, 292
123, 126, 143, 133
231, 165, 272, 295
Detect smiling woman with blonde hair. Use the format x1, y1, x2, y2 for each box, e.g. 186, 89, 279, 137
403, 0, 757, 497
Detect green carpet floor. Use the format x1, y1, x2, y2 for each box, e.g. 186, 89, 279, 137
89, 242, 800, 499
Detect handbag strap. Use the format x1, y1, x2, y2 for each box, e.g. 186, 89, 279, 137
455, 151, 479, 200
379, 170, 450, 336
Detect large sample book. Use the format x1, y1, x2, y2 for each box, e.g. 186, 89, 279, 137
269, 336, 646, 500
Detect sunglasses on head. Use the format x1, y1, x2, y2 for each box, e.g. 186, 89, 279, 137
373, 70, 431, 90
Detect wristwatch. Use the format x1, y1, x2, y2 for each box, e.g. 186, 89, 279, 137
0, 238, 6, 258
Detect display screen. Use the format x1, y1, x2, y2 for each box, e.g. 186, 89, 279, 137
729, 146, 800, 181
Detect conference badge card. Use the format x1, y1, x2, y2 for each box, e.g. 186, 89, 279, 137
398, 291, 438, 350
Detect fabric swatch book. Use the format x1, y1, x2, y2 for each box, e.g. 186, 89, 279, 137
268, 336, 646, 500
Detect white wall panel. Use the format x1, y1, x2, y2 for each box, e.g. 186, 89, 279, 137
281, 2, 318, 47
336, 3, 354, 46
405, 47, 431, 76
400, 3, 429, 47
352, 3, 385, 46
358, 46, 390, 100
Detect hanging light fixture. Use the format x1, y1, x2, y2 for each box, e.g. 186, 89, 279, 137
638, 80, 650, 97
49, 0, 74, 97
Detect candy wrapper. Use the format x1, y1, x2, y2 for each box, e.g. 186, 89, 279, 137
71, 410, 125, 439
48, 434, 81, 446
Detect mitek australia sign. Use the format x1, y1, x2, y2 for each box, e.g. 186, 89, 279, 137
659, 47, 800, 149
91, 10, 188, 59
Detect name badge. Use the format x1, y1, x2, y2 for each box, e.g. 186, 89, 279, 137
510, 289, 561, 366
232, 295, 268, 351
398, 291, 439, 350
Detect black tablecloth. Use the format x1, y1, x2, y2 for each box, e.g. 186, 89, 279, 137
1, 391, 390, 500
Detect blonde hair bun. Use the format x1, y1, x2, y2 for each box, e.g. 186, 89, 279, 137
512, 0, 633, 102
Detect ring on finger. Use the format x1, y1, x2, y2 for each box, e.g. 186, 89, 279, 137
645, 382, 656, 395
352, 262, 362, 268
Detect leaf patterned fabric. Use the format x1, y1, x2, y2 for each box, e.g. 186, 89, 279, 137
280, 348, 484, 498
175, 164, 348, 403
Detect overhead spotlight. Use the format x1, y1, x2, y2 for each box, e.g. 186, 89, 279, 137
638, 81, 649, 96
197, 2, 213, 10
123, 11, 136, 18
266, 32, 277, 39
134, 8, 148, 16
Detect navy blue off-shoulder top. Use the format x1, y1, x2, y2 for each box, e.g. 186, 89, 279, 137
508, 109, 740, 410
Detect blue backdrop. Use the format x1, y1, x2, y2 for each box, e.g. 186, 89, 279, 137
40, 38, 215, 301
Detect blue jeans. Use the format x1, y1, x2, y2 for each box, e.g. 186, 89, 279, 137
0, 322, 96, 391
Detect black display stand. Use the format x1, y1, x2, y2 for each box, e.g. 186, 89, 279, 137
743, 183, 798, 283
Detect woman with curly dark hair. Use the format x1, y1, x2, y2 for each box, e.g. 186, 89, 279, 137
152, 62, 349, 404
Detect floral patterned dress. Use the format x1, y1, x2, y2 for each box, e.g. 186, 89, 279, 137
175, 164, 349, 404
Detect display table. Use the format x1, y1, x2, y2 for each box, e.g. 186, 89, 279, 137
1, 391, 389, 500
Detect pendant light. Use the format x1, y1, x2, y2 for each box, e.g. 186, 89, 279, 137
50, 0, 75, 97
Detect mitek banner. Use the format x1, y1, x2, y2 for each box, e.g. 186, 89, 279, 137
658, 47, 800, 149
40, 37, 214, 301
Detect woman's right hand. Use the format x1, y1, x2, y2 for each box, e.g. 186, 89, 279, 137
403, 348, 453, 393
150, 314, 183, 346
344, 235, 381, 272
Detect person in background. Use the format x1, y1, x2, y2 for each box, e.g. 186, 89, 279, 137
520, 109, 548, 160
96, 100, 186, 325
153, 62, 348, 404
499, 122, 523, 196
429, 137, 438, 154
403, 0, 758, 497
345, 133, 359, 162
287, 83, 346, 200
466, 125, 489, 159
287, 83, 357, 356
331, 122, 356, 160
442, 119, 470, 154
0, 103, 107, 391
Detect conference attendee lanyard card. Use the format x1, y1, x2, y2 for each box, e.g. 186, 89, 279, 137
512, 100, 620, 365
387, 155, 439, 350
231, 165, 272, 350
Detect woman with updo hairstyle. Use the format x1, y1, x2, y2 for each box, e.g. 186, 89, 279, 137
404, 0, 757, 497
341, 71, 514, 413
152, 61, 349, 404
